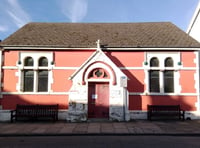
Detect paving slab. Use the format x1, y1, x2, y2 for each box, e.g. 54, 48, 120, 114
0, 120, 200, 136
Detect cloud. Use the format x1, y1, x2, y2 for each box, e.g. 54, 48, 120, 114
6, 0, 31, 27
0, 0, 31, 39
0, 25, 8, 32
60, 0, 88, 22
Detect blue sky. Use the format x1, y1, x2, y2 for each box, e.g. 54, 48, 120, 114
0, 0, 199, 40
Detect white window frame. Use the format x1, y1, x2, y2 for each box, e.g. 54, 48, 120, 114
146, 52, 181, 95
18, 52, 53, 93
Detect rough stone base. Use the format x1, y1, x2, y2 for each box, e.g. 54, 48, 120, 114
58, 110, 68, 120
1, 110, 200, 122
66, 111, 87, 122
0, 110, 11, 122
129, 110, 200, 120
185, 111, 200, 120
130, 111, 147, 120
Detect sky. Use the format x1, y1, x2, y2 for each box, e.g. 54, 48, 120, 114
0, 0, 200, 40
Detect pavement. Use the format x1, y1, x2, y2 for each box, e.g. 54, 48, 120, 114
1, 120, 200, 136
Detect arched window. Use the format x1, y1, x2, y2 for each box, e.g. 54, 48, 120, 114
88, 68, 109, 79
24, 57, 34, 92
23, 56, 49, 92
23, 70, 34, 92
38, 70, 48, 92
38, 57, 48, 92
149, 57, 160, 92
24, 57, 33, 66
165, 57, 173, 67
164, 57, 174, 92
149, 70, 160, 92
147, 53, 178, 94
150, 57, 159, 67
20, 52, 52, 93
164, 70, 174, 93
39, 57, 48, 67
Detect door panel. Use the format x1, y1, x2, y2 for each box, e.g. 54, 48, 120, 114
88, 83, 109, 118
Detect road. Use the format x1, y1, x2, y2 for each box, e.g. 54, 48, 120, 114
0, 135, 200, 148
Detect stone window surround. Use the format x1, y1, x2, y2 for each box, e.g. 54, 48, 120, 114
18, 52, 53, 93
145, 52, 181, 94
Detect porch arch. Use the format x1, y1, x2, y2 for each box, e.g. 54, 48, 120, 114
82, 61, 116, 85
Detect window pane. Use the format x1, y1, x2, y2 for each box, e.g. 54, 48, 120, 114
164, 70, 174, 92
149, 70, 160, 92
24, 57, 33, 66
24, 70, 34, 92
38, 70, 48, 92
39, 57, 48, 67
165, 57, 173, 67
150, 57, 159, 67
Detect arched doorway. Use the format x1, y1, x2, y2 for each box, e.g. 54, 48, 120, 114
88, 82, 109, 118
87, 68, 110, 118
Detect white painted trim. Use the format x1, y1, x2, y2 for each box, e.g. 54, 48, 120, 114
119, 67, 145, 70
3, 66, 78, 70
69, 50, 100, 80
84, 62, 114, 84
129, 92, 198, 96
2, 46, 97, 50
179, 67, 197, 70
121, 67, 195, 70
2, 47, 200, 51
87, 79, 110, 82
2, 92, 69, 95
2, 91, 197, 96
106, 48, 200, 51
53, 67, 78, 70
2, 66, 198, 71
3, 66, 18, 69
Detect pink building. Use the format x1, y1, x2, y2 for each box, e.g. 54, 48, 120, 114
0, 22, 200, 122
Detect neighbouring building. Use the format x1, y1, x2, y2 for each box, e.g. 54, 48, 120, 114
187, 1, 200, 42
0, 22, 200, 122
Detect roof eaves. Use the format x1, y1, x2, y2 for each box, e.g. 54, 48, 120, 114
2, 46, 200, 51
1, 45, 97, 50
105, 47, 200, 51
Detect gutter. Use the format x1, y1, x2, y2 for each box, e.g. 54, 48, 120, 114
2, 46, 200, 51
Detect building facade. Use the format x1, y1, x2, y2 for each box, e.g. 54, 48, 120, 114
0, 22, 200, 122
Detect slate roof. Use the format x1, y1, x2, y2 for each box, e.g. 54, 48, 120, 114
1, 22, 200, 48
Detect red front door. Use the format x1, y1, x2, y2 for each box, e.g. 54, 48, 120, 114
88, 82, 109, 118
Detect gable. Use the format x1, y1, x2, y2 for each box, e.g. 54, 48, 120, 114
69, 47, 127, 86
